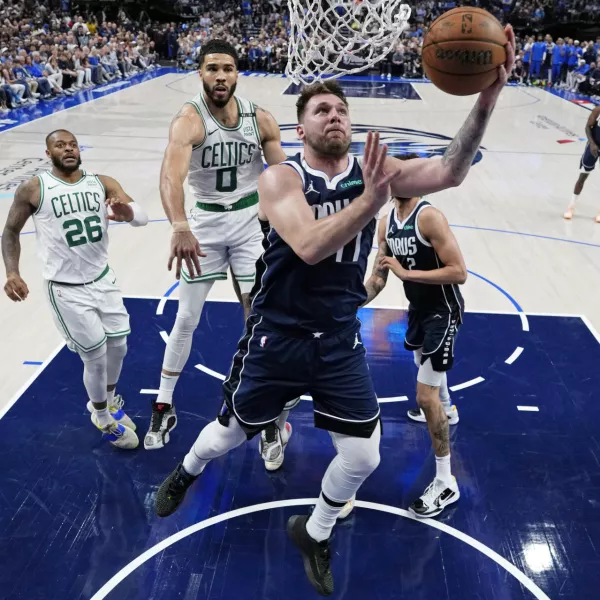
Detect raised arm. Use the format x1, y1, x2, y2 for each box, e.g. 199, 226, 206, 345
97, 174, 148, 226
387, 25, 516, 198
381, 207, 467, 285
256, 106, 287, 166
362, 216, 390, 306
259, 132, 398, 265
2, 178, 39, 301
160, 104, 206, 279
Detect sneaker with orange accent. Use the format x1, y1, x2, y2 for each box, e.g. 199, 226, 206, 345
563, 205, 575, 220
595, 213, 600, 223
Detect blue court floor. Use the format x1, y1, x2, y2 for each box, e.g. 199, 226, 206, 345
0, 299, 599, 600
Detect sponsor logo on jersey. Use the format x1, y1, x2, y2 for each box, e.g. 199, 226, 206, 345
340, 179, 363, 188
278, 124, 484, 165
243, 125, 254, 137
404, 224, 414, 230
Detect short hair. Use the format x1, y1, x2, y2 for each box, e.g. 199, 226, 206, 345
296, 80, 349, 122
198, 39, 238, 68
45, 129, 76, 147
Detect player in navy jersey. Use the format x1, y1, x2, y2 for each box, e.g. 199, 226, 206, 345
154, 29, 514, 595
364, 155, 467, 519
564, 105, 600, 222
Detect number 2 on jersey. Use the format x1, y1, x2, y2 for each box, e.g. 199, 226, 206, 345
406, 257, 416, 270
63, 216, 103, 247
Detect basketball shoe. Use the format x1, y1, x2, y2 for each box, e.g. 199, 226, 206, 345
409, 476, 460, 518
408, 404, 459, 425
144, 402, 178, 450
155, 462, 198, 517
90, 413, 139, 450
259, 421, 292, 471
87, 394, 136, 430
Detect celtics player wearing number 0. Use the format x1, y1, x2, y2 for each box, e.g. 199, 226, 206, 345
145, 39, 287, 451
2, 129, 148, 449
364, 154, 466, 518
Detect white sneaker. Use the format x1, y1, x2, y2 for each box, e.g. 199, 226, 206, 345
564, 204, 575, 220
338, 496, 355, 519
87, 395, 136, 430
90, 413, 139, 449
259, 421, 292, 471
407, 405, 459, 425
409, 476, 460, 518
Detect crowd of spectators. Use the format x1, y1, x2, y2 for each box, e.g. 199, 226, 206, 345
3, 0, 600, 114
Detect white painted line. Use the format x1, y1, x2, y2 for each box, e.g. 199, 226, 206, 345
156, 296, 169, 316
505, 346, 524, 365
0, 342, 65, 421
580, 314, 600, 345
449, 376, 485, 392
140, 389, 159, 395
159, 330, 169, 344
194, 364, 226, 381
378, 396, 409, 403
520, 313, 530, 332
517, 406, 539, 412
90, 498, 551, 600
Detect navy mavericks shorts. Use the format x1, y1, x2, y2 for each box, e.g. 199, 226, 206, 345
580, 142, 598, 173
404, 308, 462, 372
221, 314, 380, 439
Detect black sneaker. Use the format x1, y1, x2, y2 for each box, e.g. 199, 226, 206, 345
144, 402, 178, 450
287, 515, 334, 596
155, 462, 198, 517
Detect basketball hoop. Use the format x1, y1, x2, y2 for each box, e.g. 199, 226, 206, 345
286, 0, 412, 85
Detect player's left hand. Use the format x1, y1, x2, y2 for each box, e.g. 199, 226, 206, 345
480, 24, 516, 103
106, 197, 134, 222
381, 256, 409, 281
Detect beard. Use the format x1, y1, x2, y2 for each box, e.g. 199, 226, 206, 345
51, 154, 82, 173
304, 129, 351, 159
203, 80, 237, 108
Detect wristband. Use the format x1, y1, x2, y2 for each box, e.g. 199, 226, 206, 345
172, 221, 191, 233
128, 202, 148, 227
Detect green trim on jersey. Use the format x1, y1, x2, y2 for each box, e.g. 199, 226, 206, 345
187, 100, 208, 148
34, 174, 44, 215
50, 264, 110, 287
95, 174, 106, 196
106, 329, 131, 338
181, 270, 228, 283
48, 281, 107, 352
250, 102, 262, 148
201, 94, 243, 131
47, 170, 87, 187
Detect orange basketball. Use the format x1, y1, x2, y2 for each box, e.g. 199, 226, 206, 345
422, 7, 507, 96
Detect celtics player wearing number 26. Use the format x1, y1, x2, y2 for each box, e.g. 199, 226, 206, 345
364, 154, 467, 519
2, 129, 149, 450
144, 39, 288, 452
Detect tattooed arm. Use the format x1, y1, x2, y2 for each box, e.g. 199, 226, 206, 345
362, 217, 390, 306
2, 178, 39, 302
386, 25, 516, 199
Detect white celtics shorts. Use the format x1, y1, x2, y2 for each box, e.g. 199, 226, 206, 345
44, 266, 130, 354
183, 201, 263, 286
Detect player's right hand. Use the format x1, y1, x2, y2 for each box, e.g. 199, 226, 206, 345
4, 273, 29, 302
591, 143, 599, 158
362, 131, 402, 209
168, 230, 206, 280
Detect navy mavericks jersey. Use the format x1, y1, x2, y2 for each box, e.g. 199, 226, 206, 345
591, 113, 600, 145
251, 153, 375, 333
386, 199, 464, 317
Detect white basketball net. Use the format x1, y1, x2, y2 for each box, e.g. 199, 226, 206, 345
286, 0, 412, 85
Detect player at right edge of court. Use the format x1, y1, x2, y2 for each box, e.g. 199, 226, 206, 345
364, 154, 467, 519
155, 27, 515, 598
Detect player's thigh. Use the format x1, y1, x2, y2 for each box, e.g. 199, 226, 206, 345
227, 206, 262, 285
311, 326, 380, 438
404, 308, 424, 351
44, 281, 106, 353
580, 144, 597, 174
95, 269, 131, 338
187, 209, 229, 282
222, 315, 309, 438
421, 311, 460, 372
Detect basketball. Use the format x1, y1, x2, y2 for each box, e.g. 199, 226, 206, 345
422, 7, 508, 96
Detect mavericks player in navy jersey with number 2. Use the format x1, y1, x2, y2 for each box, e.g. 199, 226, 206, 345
365, 154, 467, 519
154, 31, 513, 595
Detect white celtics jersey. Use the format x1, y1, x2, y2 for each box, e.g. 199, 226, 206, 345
33, 170, 109, 284
186, 93, 264, 207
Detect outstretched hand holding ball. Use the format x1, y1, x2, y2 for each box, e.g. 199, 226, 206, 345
422, 8, 515, 96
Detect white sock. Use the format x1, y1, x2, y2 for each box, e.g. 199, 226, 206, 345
306, 493, 346, 542
571, 193, 579, 207
182, 418, 247, 476
439, 373, 451, 408
157, 373, 178, 405
106, 337, 127, 404
276, 409, 290, 432
435, 454, 452, 484
95, 406, 112, 428
106, 389, 115, 405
